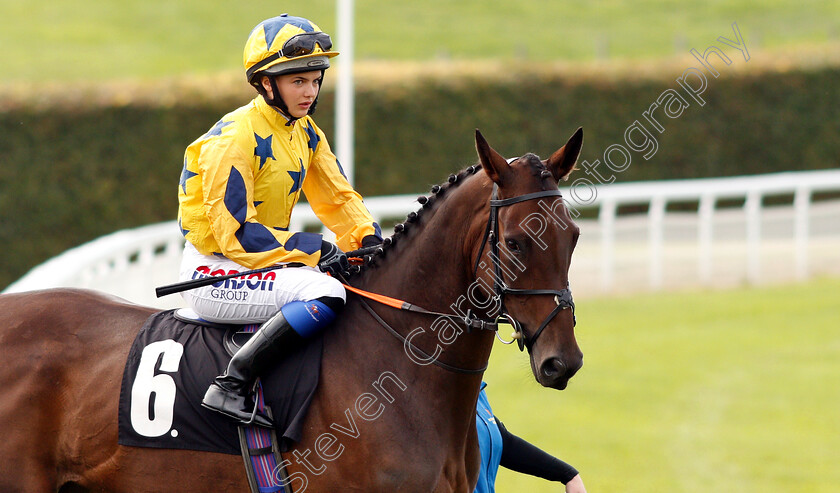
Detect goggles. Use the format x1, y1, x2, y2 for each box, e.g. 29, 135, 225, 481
279, 32, 332, 58
247, 32, 333, 81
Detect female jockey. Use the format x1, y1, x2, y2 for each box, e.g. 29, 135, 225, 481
476, 383, 587, 492
177, 14, 382, 427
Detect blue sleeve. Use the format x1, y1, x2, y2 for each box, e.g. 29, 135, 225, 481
474, 388, 503, 493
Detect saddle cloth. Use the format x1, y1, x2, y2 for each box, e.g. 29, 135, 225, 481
118, 310, 322, 455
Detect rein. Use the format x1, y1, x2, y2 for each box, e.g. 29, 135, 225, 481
339, 235, 503, 374
340, 283, 498, 333
340, 280, 490, 375
341, 181, 577, 375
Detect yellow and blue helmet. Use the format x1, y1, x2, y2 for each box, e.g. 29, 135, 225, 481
244, 14, 339, 86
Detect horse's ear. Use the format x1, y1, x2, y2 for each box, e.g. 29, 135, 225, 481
475, 129, 510, 185
545, 127, 583, 182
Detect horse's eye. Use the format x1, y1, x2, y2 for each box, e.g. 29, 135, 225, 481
505, 239, 520, 252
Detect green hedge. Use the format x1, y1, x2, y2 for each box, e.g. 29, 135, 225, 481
1, 66, 838, 289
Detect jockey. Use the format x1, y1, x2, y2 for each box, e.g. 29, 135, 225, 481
475, 383, 586, 492
177, 14, 382, 427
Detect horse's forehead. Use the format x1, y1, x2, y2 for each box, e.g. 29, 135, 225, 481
506, 153, 551, 191
512, 153, 545, 171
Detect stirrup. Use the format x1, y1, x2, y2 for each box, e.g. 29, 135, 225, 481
242, 395, 273, 428
201, 384, 274, 428
201, 399, 274, 428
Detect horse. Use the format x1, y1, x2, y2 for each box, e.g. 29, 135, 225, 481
0, 128, 584, 492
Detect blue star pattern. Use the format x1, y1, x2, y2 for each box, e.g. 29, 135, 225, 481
262, 15, 314, 48
283, 232, 322, 255
178, 218, 189, 237
254, 133, 275, 169
305, 124, 320, 152
287, 158, 306, 195
224, 166, 248, 224
202, 120, 232, 139
235, 223, 282, 253
335, 159, 348, 179
180, 157, 198, 194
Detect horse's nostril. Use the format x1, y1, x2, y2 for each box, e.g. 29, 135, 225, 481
541, 358, 565, 378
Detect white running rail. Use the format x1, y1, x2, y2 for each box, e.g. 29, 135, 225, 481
574, 168, 840, 293
4, 170, 840, 306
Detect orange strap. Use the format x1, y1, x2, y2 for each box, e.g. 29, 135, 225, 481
342, 283, 407, 310
336, 275, 497, 332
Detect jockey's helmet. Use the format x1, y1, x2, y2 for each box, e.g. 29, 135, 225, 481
244, 14, 338, 88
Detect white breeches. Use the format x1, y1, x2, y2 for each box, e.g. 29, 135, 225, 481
179, 242, 345, 324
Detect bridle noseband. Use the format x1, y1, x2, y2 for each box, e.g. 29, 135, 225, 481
473, 183, 576, 352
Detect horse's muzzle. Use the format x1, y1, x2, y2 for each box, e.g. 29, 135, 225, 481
538, 355, 582, 390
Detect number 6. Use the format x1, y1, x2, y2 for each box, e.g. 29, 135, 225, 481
130, 339, 184, 437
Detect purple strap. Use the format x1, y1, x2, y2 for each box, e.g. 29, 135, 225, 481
242, 324, 288, 493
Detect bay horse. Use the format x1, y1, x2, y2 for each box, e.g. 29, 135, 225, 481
0, 129, 584, 492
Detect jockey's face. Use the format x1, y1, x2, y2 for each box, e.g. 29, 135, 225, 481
262, 71, 322, 118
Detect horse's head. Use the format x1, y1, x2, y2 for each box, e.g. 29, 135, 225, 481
473, 128, 584, 390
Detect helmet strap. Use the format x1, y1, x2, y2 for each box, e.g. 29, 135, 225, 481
253, 75, 296, 124
268, 76, 297, 123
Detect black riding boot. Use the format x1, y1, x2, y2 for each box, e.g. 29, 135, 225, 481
201, 310, 303, 427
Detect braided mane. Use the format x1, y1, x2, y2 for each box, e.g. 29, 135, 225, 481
345, 164, 484, 278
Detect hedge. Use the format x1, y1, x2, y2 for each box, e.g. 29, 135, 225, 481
1, 64, 838, 289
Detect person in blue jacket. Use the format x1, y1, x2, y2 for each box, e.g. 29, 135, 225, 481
475, 383, 587, 493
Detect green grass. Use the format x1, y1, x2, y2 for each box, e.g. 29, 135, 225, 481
2, 0, 839, 83
483, 277, 840, 492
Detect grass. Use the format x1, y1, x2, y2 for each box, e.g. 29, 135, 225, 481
483, 277, 840, 492
1, 0, 839, 83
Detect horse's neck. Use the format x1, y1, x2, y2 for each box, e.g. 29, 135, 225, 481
344, 178, 494, 414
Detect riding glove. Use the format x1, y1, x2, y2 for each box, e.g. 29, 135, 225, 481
361, 234, 384, 248
318, 241, 349, 275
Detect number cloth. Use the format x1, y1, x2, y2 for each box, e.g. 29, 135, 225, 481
118, 310, 322, 454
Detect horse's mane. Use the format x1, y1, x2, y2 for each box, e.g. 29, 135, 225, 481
346, 164, 484, 279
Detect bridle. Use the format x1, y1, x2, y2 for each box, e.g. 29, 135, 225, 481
473, 183, 576, 352
341, 177, 577, 374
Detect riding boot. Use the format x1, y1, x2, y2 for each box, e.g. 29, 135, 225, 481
201, 310, 303, 428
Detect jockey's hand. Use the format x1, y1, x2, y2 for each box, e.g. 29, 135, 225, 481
565, 474, 586, 493
318, 241, 349, 275
361, 234, 383, 248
